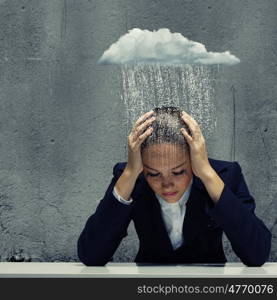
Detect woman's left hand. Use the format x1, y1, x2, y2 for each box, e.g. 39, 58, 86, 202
180, 111, 225, 203
180, 111, 212, 180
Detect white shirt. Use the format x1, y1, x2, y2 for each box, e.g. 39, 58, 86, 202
113, 179, 193, 250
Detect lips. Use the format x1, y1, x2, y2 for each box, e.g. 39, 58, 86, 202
162, 192, 178, 197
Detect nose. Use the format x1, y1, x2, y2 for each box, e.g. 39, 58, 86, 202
161, 176, 174, 189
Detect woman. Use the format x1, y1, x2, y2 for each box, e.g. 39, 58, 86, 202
77, 106, 271, 266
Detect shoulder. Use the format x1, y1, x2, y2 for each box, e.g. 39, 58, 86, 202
112, 162, 146, 182
111, 162, 148, 199
208, 158, 244, 190
112, 162, 127, 178
208, 157, 242, 174
112, 159, 243, 176
113, 157, 241, 171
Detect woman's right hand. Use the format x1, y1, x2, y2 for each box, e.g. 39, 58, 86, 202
126, 110, 155, 176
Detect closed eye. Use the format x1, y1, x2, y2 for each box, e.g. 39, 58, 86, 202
146, 172, 160, 177
173, 170, 186, 176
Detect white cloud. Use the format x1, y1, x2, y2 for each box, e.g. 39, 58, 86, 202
98, 28, 240, 66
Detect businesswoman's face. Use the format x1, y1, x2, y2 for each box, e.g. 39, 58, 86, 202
142, 143, 193, 203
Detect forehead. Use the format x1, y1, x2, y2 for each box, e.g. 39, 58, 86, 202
142, 143, 188, 169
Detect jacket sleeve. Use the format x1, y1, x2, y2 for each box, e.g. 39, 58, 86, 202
209, 162, 272, 266
77, 163, 134, 266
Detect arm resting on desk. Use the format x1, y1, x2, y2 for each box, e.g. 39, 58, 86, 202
77, 163, 133, 266
209, 162, 272, 267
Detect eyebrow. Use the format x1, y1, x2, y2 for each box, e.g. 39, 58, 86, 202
144, 161, 187, 172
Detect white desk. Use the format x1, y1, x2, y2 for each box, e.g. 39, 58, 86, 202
0, 262, 276, 278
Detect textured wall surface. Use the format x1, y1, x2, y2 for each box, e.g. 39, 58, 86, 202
0, 0, 276, 262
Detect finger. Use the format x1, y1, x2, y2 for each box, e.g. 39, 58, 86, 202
132, 111, 155, 139
181, 112, 201, 138
131, 116, 155, 141
182, 111, 198, 125
181, 113, 198, 138
180, 128, 193, 144
137, 127, 153, 145
134, 116, 155, 138
135, 110, 154, 127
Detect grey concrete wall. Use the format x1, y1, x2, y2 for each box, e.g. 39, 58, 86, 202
0, 0, 276, 262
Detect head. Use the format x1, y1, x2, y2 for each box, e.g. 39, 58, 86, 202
141, 106, 193, 203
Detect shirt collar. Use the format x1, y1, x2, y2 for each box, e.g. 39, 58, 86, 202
155, 178, 193, 209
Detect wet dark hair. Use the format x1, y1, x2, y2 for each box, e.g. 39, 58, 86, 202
141, 106, 190, 152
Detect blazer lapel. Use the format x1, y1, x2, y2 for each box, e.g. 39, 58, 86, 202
182, 175, 211, 245
139, 181, 175, 257
182, 160, 228, 245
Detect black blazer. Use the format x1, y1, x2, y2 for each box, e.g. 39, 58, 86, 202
77, 158, 271, 266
